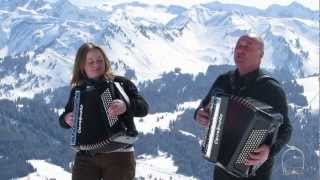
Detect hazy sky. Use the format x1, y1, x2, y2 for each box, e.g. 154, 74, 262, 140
68, 0, 319, 11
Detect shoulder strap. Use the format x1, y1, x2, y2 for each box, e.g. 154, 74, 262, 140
256, 74, 280, 85
227, 70, 237, 93
114, 81, 131, 106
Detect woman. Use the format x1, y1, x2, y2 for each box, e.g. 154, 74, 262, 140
59, 42, 149, 180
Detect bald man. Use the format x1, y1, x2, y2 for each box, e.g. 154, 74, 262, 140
194, 34, 292, 180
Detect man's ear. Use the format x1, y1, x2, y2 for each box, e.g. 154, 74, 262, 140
260, 50, 264, 58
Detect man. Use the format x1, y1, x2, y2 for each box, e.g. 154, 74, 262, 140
194, 34, 292, 180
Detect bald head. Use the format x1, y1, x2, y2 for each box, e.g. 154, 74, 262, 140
239, 34, 264, 57
234, 34, 265, 76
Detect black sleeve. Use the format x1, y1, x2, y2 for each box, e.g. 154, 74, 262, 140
261, 81, 292, 157
193, 75, 226, 120
58, 88, 75, 129
121, 78, 149, 117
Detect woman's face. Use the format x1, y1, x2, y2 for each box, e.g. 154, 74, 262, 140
83, 49, 106, 79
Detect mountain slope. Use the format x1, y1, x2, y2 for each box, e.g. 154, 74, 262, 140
0, 0, 318, 99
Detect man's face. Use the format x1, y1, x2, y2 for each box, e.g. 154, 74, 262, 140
234, 36, 262, 75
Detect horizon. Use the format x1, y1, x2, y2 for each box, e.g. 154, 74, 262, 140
66, 0, 319, 11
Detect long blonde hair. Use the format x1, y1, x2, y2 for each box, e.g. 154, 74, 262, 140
71, 42, 113, 87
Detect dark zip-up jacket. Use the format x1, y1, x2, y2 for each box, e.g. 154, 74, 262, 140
59, 76, 149, 129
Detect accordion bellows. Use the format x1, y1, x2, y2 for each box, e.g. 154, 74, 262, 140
70, 80, 137, 153
202, 94, 283, 177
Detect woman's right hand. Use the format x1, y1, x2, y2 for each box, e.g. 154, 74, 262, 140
64, 112, 73, 127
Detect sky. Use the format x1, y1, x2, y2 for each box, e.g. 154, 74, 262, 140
67, 0, 319, 11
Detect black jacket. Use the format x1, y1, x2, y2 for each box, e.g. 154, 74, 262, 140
59, 76, 149, 129
195, 68, 292, 158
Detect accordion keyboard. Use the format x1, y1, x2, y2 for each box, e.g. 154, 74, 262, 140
236, 129, 268, 164
100, 88, 118, 127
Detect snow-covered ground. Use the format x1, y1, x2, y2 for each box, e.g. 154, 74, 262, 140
136, 151, 197, 180
18, 153, 198, 180
17, 160, 71, 180
296, 75, 319, 113
135, 100, 200, 134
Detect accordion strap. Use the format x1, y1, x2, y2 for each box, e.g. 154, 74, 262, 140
114, 82, 130, 106
255, 75, 280, 85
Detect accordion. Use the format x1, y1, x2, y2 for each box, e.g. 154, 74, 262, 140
201, 94, 283, 177
70, 80, 137, 152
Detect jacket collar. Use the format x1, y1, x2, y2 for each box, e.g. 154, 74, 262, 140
237, 69, 261, 84
230, 68, 264, 90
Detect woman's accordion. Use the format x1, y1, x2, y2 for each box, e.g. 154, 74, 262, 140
70, 80, 137, 153
201, 94, 283, 177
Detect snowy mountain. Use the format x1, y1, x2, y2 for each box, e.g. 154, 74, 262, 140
266, 2, 319, 20
201, 1, 319, 20
0, 0, 319, 180
0, 0, 318, 100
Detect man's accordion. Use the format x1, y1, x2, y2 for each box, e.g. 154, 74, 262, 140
201, 94, 283, 177
70, 80, 137, 153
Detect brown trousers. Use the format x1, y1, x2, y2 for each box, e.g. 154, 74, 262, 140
72, 151, 136, 180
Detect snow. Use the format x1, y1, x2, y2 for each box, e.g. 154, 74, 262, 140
296, 76, 319, 113
68, 0, 319, 11
36, 3, 53, 12
179, 130, 196, 138
0, 0, 318, 99
54, 108, 65, 116
16, 103, 24, 112
17, 160, 71, 180
17, 7, 38, 15
0, 75, 18, 85
136, 151, 197, 180
178, 100, 201, 109
18, 155, 197, 180
0, 47, 73, 100
121, 5, 177, 24
135, 100, 200, 134
267, 18, 319, 75
0, 46, 8, 58
135, 112, 177, 134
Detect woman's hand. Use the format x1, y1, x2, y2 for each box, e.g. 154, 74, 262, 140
108, 99, 127, 116
64, 112, 73, 127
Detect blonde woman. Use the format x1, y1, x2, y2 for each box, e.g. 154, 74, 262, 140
59, 42, 148, 180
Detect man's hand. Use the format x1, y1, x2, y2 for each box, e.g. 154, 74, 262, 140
245, 144, 270, 166
108, 99, 127, 116
196, 107, 209, 127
